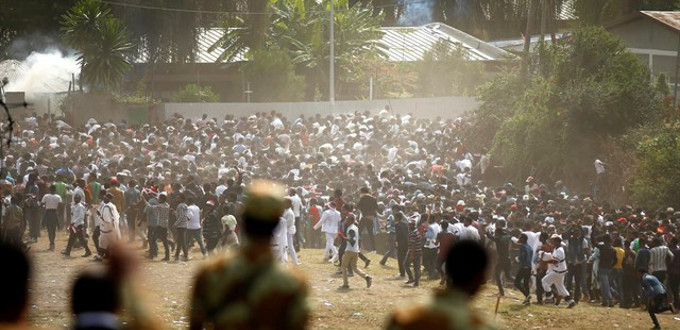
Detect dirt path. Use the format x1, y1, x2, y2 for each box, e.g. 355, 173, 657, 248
25, 232, 680, 329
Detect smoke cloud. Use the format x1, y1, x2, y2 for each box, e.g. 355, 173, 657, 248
2, 50, 80, 101
398, 0, 435, 26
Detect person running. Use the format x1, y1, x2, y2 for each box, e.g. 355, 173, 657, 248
640, 269, 675, 329
540, 235, 577, 308
339, 214, 372, 289
515, 233, 533, 305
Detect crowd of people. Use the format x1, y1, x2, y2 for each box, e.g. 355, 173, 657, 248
0, 107, 679, 329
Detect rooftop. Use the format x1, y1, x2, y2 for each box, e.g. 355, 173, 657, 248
133, 22, 516, 64
640, 11, 680, 32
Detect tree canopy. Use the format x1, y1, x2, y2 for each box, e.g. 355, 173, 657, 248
475, 26, 659, 188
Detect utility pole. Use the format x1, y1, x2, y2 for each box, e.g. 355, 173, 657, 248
330, 0, 335, 108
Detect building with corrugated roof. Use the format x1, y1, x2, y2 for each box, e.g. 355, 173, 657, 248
606, 11, 680, 85
131, 22, 516, 101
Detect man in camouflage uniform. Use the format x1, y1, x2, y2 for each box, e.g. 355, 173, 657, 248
387, 240, 497, 330
190, 180, 309, 330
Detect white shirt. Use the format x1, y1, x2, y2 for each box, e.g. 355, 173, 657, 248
94, 202, 105, 227
594, 159, 605, 174
459, 225, 480, 241
314, 208, 341, 234
283, 208, 296, 235
100, 202, 119, 234
42, 194, 62, 210
289, 195, 303, 217
425, 222, 442, 249
215, 184, 227, 198
448, 222, 465, 235
345, 223, 360, 253
72, 187, 86, 204
71, 202, 87, 227
273, 216, 288, 247
187, 204, 201, 230
542, 246, 568, 272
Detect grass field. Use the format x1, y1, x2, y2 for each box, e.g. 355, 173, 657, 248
25, 232, 680, 329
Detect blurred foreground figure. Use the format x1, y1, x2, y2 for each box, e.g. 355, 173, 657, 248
70, 243, 159, 330
0, 242, 30, 329
190, 180, 309, 330
386, 240, 496, 330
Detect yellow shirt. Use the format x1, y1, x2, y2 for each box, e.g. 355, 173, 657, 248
614, 247, 625, 269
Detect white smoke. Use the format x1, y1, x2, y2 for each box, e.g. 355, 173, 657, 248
3, 50, 80, 101
398, 0, 435, 26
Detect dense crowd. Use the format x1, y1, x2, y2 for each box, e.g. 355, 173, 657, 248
0, 108, 679, 329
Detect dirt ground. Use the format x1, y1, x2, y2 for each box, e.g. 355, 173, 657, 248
25, 232, 680, 329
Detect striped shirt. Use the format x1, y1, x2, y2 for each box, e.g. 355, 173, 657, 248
649, 245, 674, 273
408, 229, 424, 256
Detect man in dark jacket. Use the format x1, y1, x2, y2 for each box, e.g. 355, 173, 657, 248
492, 220, 512, 296
356, 187, 378, 252
598, 234, 618, 307
395, 209, 410, 278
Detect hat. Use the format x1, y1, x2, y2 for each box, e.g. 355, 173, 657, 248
550, 234, 562, 240
206, 200, 216, 206
110, 177, 118, 184
244, 180, 286, 222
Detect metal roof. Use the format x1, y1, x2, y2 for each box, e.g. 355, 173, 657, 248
133, 22, 516, 64
641, 11, 680, 32
379, 23, 516, 62
489, 33, 571, 52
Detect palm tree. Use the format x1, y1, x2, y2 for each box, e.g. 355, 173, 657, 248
210, 0, 386, 100
61, 0, 135, 90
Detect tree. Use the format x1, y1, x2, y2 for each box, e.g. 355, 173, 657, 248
241, 48, 305, 101
632, 129, 680, 209
483, 27, 659, 187
61, 0, 134, 91
171, 83, 219, 102
415, 40, 483, 97
210, 0, 386, 100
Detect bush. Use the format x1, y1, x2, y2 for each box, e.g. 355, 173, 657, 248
481, 26, 660, 187
633, 128, 680, 209
170, 84, 219, 103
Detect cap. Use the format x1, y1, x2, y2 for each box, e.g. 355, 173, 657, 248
244, 180, 286, 222
110, 177, 118, 184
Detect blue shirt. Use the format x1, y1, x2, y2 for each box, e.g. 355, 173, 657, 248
642, 273, 666, 298
519, 243, 533, 269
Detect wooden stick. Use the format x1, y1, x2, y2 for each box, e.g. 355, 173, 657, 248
494, 296, 501, 318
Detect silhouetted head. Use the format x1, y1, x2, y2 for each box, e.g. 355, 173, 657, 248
444, 240, 488, 296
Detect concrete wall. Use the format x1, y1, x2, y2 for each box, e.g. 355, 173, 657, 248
163, 96, 478, 120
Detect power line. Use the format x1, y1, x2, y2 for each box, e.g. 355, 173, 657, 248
96, 0, 420, 16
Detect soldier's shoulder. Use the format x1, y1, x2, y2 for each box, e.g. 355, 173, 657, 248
387, 305, 448, 330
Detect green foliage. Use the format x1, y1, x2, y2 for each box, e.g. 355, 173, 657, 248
241, 48, 305, 101
171, 84, 219, 103
61, 0, 135, 91
415, 40, 484, 97
113, 94, 160, 105
210, 0, 386, 100
467, 71, 526, 151
633, 129, 680, 209
656, 73, 670, 97
482, 26, 659, 186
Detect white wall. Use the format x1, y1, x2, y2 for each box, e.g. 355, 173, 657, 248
164, 96, 478, 120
